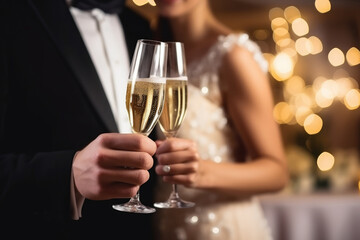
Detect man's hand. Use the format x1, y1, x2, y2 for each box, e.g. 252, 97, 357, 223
73, 133, 156, 200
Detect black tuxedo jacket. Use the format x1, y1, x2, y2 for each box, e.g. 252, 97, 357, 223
0, 0, 156, 239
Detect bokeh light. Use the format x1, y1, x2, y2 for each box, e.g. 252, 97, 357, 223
269, 7, 284, 20
291, 18, 309, 37
344, 89, 360, 110
317, 152, 335, 171
253, 29, 269, 41
346, 47, 360, 66
271, 17, 288, 31
304, 114, 323, 134
295, 37, 312, 56
271, 52, 294, 81
328, 48, 345, 67
276, 38, 293, 48
336, 77, 358, 100
291, 90, 315, 109
308, 36, 323, 54
285, 76, 305, 95
320, 80, 338, 100
273, 27, 290, 43
315, 0, 331, 13
284, 6, 301, 23
295, 106, 313, 126
315, 91, 333, 108
273, 102, 294, 124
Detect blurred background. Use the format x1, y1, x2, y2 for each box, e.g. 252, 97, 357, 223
128, 0, 360, 239
128, 0, 360, 195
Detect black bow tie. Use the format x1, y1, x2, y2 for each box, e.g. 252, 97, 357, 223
71, 0, 126, 14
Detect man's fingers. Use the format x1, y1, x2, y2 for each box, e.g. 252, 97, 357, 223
96, 149, 154, 170
101, 168, 150, 186
96, 133, 157, 155
88, 182, 140, 200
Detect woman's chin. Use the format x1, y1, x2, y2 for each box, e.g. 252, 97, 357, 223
159, 0, 179, 4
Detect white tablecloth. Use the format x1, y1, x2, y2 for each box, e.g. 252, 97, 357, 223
258, 192, 360, 240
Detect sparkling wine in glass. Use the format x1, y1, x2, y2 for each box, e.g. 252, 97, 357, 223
112, 39, 167, 214
154, 42, 195, 208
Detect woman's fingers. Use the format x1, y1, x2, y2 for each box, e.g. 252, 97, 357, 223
156, 137, 196, 154
155, 137, 200, 187
156, 149, 199, 165
156, 162, 198, 175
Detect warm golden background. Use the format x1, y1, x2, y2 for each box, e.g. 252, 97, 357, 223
128, 0, 360, 194
128, 1, 360, 239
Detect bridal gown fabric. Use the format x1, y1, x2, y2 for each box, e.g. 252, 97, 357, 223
154, 33, 273, 240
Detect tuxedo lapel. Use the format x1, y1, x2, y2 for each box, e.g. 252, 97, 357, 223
27, 0, 118, 133
119, 7, 153, 61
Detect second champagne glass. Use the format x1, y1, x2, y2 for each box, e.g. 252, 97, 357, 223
112, 39, 167, 214
154, 42, 195, 209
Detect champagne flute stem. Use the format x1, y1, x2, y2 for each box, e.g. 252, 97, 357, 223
130, 191, 140, 203
171, 184, 180, 199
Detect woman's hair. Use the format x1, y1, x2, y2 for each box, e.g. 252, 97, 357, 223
154, 16, 174, 42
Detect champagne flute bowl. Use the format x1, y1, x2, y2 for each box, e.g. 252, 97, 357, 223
112, 39, 168, 214
154, 42, 195, 209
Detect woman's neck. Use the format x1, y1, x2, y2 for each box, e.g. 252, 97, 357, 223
169, 2, 212, 46
167, 2, 229, 63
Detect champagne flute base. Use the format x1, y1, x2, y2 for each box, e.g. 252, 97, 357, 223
154, 198, 195, 209
112, 201, 156, 214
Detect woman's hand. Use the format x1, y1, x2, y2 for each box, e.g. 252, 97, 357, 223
155, 138, 201, 188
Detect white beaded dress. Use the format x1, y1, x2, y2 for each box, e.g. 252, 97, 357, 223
153, 33, 273, 240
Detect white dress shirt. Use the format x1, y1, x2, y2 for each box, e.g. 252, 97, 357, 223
70, 6, 132, 134
69, 6, 133, 219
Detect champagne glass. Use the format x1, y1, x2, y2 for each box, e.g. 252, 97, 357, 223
112, 39, 167, 214
154, 42, 195, 208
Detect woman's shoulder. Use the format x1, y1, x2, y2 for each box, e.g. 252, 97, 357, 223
218, 33, 268, 73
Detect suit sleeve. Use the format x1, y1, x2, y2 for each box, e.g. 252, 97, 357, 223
0, 151, 76, 222
0, 2, 76, 223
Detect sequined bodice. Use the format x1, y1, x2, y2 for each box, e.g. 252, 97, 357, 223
177, 33, 268, 165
